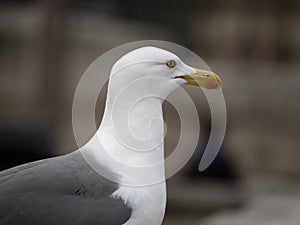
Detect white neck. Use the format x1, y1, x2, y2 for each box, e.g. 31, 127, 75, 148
82, 91, 167, 225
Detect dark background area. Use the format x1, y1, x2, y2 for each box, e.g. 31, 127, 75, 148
0, 0, 300, 224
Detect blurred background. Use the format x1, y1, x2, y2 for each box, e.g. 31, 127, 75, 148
0, 0, 300, 224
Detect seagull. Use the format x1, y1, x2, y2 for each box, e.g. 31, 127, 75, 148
0, 46, 221, 225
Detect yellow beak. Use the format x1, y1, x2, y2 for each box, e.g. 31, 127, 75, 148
176, 68, 222, 89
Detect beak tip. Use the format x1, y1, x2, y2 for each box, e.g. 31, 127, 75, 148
215, 75, 222, 89
205, 73, 222, 90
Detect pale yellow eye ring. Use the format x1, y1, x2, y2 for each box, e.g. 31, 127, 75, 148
166, 59, 176, 68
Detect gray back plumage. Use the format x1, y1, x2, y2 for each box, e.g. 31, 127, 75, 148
0, 151, 131, 225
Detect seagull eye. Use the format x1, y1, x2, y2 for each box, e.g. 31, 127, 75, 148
166, 60, 176, 68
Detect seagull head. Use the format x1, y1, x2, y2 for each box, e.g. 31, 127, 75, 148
108, 46, 221, 102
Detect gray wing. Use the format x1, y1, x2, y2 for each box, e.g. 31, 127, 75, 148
0, 151, 131, 225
